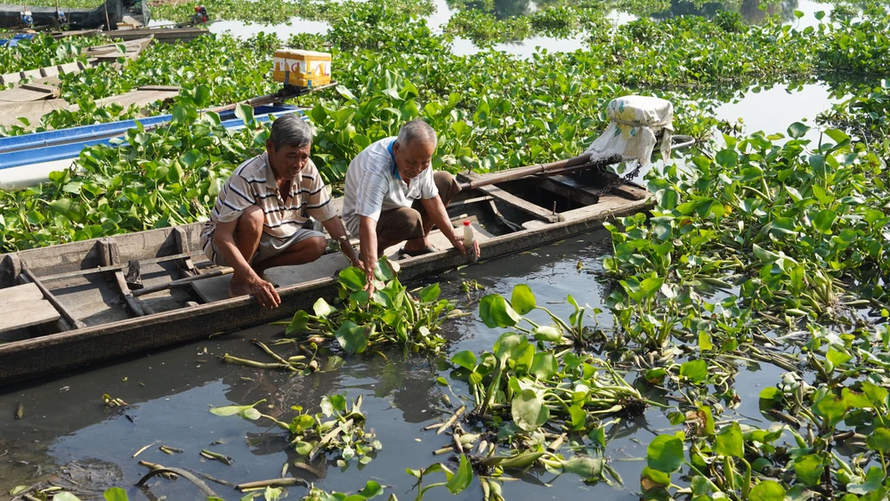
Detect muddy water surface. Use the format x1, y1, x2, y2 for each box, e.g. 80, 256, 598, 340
0, 229, 785, 500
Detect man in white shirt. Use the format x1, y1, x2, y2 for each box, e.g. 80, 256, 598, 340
342, 120, 479, 286
200, 114, 360, 308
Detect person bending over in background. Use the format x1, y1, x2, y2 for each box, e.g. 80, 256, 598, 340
341, 119, 479, 288
200, 114, 360, 308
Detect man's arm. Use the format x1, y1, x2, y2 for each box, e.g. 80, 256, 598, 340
421, 195, 459, 247
420, 195, 480, 258
359, 215, 379, 289
212, 220, 281, 308
321, 216, 362, 268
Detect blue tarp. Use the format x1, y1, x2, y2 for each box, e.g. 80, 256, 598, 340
0, 33, 38, 47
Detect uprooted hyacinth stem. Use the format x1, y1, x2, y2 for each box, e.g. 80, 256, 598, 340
436, 405, 466, 434
135, 466, 220, 498
309, 418, 353, 460
236, 477, 310, 491
251, 339, 299, 371
138, 460, 177, 480
222, 353, 293, 370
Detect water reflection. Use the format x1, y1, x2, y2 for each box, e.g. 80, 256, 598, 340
447, 0, 811, 25
714, 82, 841, 141
650, 0, 800, 24
447, 0, 532, 19
0, 227, 808, 501
218, 346, 444, 426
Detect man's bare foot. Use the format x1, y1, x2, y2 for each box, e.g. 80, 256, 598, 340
228, 274, 253, 298
402, 236, 433, 253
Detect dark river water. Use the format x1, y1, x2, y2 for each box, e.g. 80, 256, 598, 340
0, 229, 786, 500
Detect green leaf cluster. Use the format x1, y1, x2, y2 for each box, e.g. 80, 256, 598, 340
286, 258, 455, 354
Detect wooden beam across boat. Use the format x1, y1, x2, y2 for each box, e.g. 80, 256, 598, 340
0, 36, 153, 89
0, 85, 180, 128
19, 262, 87, 330
0, 165, 652, 385
0, 61, 87, 88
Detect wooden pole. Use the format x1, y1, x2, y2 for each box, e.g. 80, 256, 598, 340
102, 0, 111, 31
19, 262, 87, 329
456, 152, 621, 191
132, 267, 233, 297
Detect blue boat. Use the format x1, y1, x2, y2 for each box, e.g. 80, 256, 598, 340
0, 33, 36, 47
0, 104, 306, 190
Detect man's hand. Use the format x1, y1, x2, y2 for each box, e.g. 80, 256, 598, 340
454, 236, 480, 260
364, 269, 377, 295
250, 277, 281, 308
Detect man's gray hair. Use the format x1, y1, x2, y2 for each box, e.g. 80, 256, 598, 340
268, 113, 312, 149
396, 119, 437, 149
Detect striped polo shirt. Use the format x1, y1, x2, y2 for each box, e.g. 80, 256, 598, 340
200, 152, 336, 258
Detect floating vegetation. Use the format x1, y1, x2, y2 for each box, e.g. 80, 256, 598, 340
209, 395, 381, 466
5, 4, 890, 253
9, 486, 131, 501
406, 456, 474, 500
580, 118, 889, 498
102, 393, 128, 408
285, 258, 455, 354
0, 100, 261, 251
300, 480, 386, 501
0, 35, 98, 75
200, 448, 235, 465
158, 444, 183, 454
222, 339, 317, 373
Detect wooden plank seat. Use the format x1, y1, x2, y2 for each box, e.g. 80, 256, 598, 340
0, 283, 61, 334
190, 252, 349, 304
188, 221, 492, 304
461, 173, 562, 223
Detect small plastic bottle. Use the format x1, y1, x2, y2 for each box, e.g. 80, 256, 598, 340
463, 220, 477, 263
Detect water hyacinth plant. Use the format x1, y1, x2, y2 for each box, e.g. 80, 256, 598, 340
581, 120, 890, 499
4, 2, 890, 253
285, 258, 456, 354
300, 480, 387, 501
209, 394, 381, 466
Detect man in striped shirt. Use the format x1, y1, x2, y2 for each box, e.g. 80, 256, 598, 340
342, 120, 479, 289
200, 114, 359, 308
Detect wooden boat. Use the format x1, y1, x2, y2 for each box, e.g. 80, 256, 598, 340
105, 26, 209, 44
0, 84, 180, 128
0, 162, 652, 385
0, 0, 147, 31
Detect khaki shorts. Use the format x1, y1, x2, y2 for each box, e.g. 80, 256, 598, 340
377, 171, 460, 243
203, 228, 324, 267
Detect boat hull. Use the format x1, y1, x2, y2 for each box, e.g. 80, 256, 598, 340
0, 169, 652, 385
